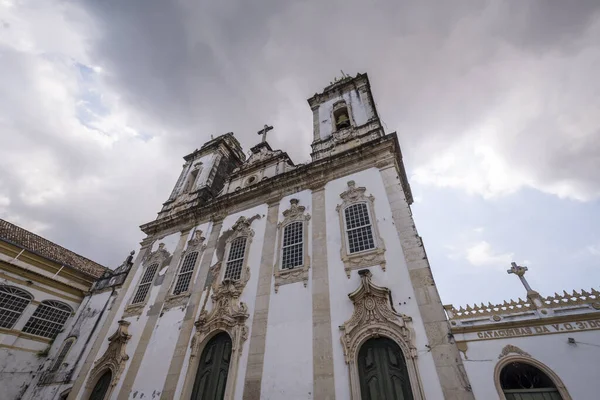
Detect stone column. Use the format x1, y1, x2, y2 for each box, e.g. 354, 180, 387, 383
67, 239, 154, 400
116, 230, 190, 400
160, 217, 225, 400
312, 105, 320, 142
379, 164, 474, 400
242, 201, 279, 399
311, 187, 336, 400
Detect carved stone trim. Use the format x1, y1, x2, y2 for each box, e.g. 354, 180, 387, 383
340, 270, 424, 400
162, 293, 191, 312
336, 181, 386, 277
274, 199, 311, 293
498, 344, 531, 359
181, 280, 250, 400
86, 320, 131, 391
122, 303, 144, 318
219, 216, 254, 290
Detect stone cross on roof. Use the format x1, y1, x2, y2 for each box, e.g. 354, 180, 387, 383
507, 262, 533, 293
257, 124, 273, 143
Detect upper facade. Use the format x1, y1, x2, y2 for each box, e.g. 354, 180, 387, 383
143, 73, 411, 237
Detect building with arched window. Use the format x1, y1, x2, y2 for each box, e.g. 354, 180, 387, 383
7, 73, 600, 400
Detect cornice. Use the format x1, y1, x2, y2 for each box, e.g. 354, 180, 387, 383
140, 133, 412, 236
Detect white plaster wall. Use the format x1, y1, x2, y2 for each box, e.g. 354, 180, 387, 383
461, 330, 600, 400
261, 190, 313, 399
318, 90, 369, 140
324, 168, 445, 400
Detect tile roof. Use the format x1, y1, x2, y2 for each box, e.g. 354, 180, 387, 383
0, 219, 107, 279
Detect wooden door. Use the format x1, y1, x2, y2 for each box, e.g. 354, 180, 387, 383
89, 370, 112, 400
191, 332, 232, 400
358, 337, 414, 400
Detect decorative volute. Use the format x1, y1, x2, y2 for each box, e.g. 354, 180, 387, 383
87, 320, 132, 388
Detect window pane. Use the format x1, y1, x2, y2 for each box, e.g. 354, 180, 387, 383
348, 226, 375, 253
282, 243, 303, 269
180, 252, 199, 274
345, 203, 371, 230
283, 222, 303, 247
0, 286, 32, 329
22, 301, 71, 339
224, 259, 243, 281
140, 263, 159, 285
132, 283, 151, 304
227, 238, 246, 262
173, 272, 193, 295
50, 338, 75, 372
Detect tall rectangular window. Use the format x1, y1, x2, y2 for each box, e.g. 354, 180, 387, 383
131, 263, 159, 304
281, 222, 303, 269
172, 252, 199, 294
224, 237, 247, 281
344, 203, 375, 254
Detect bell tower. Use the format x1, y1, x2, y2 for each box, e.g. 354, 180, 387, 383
308, 73, 384, 161
158, 132, 245, 219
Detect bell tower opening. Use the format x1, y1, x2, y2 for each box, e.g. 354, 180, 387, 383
333, 102, 351, 130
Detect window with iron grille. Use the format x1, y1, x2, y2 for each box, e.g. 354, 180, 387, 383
22, 300, 72, 339
281, 222, 303, 269
173, 252, 199, 294
344, 203, 375, 254
224, 237, 247, 281
50, 337, 76, 372
131, 263, 159, 304
0, 286, 33, 329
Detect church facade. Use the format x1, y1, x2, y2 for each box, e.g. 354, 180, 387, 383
4, 73, 597, 400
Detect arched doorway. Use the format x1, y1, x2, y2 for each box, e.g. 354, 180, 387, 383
191, 332, 232, 400
500, 361, 563, 400
89, 370, 112, 400
358, 337, 414, 400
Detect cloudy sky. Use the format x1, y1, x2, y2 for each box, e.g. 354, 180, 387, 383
1, 0, 599, 307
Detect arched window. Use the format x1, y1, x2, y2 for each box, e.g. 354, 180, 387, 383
500, 362, 563, 400
131, 263, 159, 304
344, 203, 375, 254
173, 251, 199, 295
49, 336, 76, 372
224, 237, 247, 281
191, 332, 232, 400
89, 369, 112, 400
22, 300, 72, 338
358, 337, 414, 400
281, 221, 303, 270
0, 286, 33, 329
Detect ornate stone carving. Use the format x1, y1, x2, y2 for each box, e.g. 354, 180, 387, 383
187, 279, 250, 400
87, 320, 131, 389
336, 181, 386, 277
498, 344, 531, 359
340, 270, 424, 400
274, 199, 311, 293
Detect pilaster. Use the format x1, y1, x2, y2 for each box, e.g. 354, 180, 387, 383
379, 165, 475, 400
242, 201, 279, 399
311, 187, 336, 400
160, 217, 225, 399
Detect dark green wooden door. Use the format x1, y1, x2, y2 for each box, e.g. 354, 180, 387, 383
89, 370, 112, 400
191, 332, 232, 400
358, 337, 414, 400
